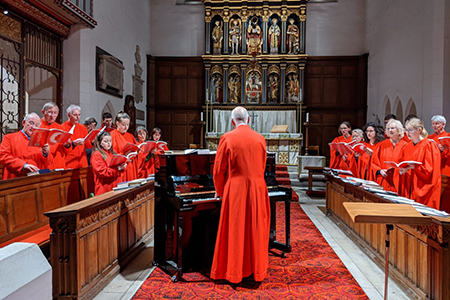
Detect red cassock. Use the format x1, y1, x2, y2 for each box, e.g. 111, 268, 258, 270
40, 119, 66, 170
397, 139, 441, 209
329, 135, 352, 169
211, 125, 271, 284
110, 129, 138, 181
371, 139, 407, 192
90, 150, 123, 195
137, 142, 168, 178
429, 132, 450, 212
61, 122, 90, 169
0, 130, 53, 180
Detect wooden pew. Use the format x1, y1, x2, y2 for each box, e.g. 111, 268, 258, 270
45, 182, 155, 300
0, 168, 94, 248
326, 174, 450, 300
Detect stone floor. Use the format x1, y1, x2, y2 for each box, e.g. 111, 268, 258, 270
93, 176, 412, 300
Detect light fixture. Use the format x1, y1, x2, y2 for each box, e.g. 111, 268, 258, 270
3, 10, 8, 15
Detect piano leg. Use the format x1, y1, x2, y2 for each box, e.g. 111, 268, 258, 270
172, 210, 183, 282
284, 196, 291, 253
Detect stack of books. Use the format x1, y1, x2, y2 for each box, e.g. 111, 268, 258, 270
113, 178, 148, 191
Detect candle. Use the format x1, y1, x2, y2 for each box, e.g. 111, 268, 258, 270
201, 112, 204, 122
306, 112, 309, 123
300, 88, 303, 102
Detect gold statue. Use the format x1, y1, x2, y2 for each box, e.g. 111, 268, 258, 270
246, 16, 262, 55
229, 18, 241, 55
286, 18, 300, 54
212, 20, 224, 55
268, 18, 280, 55
228, 74, 241, 103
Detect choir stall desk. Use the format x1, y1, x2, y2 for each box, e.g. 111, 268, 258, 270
342, 202, 432, 300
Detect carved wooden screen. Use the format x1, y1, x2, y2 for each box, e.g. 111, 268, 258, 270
0, 13, 23, 137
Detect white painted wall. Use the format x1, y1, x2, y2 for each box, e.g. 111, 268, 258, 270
366, 0, 450, 132
63, 0, 151, 128
306, 0, 366, 56
150, 0, 204, 57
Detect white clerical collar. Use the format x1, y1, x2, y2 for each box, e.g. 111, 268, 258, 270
236, 123, 248, 128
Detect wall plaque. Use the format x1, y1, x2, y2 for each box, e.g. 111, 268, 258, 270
96, 47, 125, 97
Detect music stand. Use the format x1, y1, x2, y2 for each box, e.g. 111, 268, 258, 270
342, 202, 432, 300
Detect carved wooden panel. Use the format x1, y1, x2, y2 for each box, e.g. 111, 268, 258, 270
150, 57, 205, 149
8, 190, 38, 231
0, 197, 6, 236
304, 55, 367, 160
40, 185, 62, 217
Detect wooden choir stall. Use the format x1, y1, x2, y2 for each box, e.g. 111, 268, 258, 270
326, 174, 450, 300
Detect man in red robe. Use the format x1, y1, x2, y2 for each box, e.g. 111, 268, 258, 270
211, 106, 270, 286
40, 102, 67, 169
0, 113, 53, 179
62, 104, 91, 169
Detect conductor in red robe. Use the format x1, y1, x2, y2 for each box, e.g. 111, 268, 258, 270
0, 113, 52, 179
210, 106, 271, 286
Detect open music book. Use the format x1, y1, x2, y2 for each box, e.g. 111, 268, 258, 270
82, 126, 106, 143
384, 161, 422, 168
139, 141, 167, 154
438, 136, 450, 148
328, 140, 359, 155
29, 125, 75, 147
108, 152, 138, 167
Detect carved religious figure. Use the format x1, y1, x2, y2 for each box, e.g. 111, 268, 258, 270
211, 20, 223, 55
246, 16, 262, 55
214, 75, 223, 103
228, 18, 241, 55
268, 18, 280, 55
286, 18, 300, 54
268, 74, 279, 103
245, 71, 262, 103
286, 73, 300, 102
228, 74, 241, 103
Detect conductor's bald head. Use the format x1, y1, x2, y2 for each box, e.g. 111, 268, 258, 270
231, 106, 249, 126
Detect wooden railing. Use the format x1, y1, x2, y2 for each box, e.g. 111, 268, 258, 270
326, 174, 450, 300
0, 168, 94, 246
45, 182, 155, 300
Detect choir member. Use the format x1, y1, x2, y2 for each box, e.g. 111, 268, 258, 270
361, 122, 385, 180
90, 131, 126, 195
135, 126, 152, 178
371, 119, 408, 192
150, 127, 169, 173
211, 106, 270, 287
102, 112, 114, 130
329, 121, 352, 169
338, 129, 363, 177
0, 113, 52, 179
40, 102, 67, 169
402, 114, 418, 142
398, 118, 441, 209
110, 112, 138, 181
62, 105, 91, 169
83, 116, 97, 166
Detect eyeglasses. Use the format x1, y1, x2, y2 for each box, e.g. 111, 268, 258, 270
405, 128, 417, 133
386, 127, 397, 131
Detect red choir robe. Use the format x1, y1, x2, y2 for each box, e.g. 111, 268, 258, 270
430, 131, 450, 212
0, 130, 53, 180
40, 119, 66, 170
138, 142, 169, 178
211, 124, 271, 284
61, 121, 90, 169
343, 142, 376, 180
110, 129, 138, 181
329, 135, 352, 169
90, 150, 123, 195
397, 139, 441, 209
429, 131, 448, 172
371, 139, 407, 192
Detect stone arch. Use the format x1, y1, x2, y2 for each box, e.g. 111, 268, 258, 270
405, 98, 417, 119
383, 96, 391, 118
102, 100, 115, 119
393, 96, 403, 123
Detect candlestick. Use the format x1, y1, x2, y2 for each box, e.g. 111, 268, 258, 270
201, 112, 204, 122
306, 112, 309, 123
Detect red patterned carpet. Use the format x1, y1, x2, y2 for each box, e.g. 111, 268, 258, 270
275, 164, 299, 202
132, 202, 368, 299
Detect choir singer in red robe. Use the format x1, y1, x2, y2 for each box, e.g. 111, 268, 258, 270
62, 105, 91, 169
210, 106, 270, 287
40, 102, 67, 170
398, 118, 441, 209
0, 113, 53, 179
329, 121, 352, 169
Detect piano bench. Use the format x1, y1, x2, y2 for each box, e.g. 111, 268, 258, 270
0, 225, 52, 249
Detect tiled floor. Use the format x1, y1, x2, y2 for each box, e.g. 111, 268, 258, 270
93, 182, 411, 300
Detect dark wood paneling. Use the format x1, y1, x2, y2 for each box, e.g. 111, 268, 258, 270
304, 55, 368, 161
150, 57, 205, 150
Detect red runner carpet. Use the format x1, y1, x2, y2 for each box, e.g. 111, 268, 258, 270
132, 202, 368, 299
275, 164, 299, 202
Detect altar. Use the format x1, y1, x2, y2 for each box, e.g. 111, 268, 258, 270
206, 131, 302, 166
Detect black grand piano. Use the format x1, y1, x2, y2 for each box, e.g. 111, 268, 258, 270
154, 151, 291, 282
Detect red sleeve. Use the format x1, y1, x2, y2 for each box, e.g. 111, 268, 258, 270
91, 151, 121, 179
0, 134, 26, 173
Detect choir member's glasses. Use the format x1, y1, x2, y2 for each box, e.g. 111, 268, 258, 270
405, 128, 417, 133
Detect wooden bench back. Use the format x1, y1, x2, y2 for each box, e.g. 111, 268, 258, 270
0, 167, 94, 245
